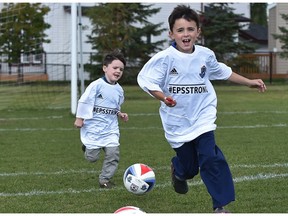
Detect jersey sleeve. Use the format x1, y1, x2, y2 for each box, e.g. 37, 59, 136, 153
76, 102, 94, 119
207, 53, 232, 80
218, 62, 233, 80
118, 86, 125, 106
75, 83, 96, 119
137, 55, 167, 97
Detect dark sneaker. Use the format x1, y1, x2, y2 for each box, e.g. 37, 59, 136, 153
99, 181, 115, 189
81, 144, 86, 152
171, 163, 188, 194
214, 207, 230, 213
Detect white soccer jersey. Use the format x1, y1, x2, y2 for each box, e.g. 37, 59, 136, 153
137, 45, 232, 148
76, 77, 124, 149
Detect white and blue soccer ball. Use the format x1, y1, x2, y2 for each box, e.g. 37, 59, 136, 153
123, 163, 156, 195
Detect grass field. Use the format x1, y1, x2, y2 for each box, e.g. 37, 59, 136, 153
0, 83, 287, 213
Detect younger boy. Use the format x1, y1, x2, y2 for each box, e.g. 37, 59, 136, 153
74, 50, 128, 189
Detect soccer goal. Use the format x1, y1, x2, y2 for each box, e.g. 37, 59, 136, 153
0, 3, 84, 113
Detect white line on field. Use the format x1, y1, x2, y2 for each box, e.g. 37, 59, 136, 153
0, 110, 286, 121
231, 163, 288, 169
0, 116, 63, 121
217, 123, 287, 129
129, 113, 159, 116
0, 123, 287, 132
129, 111, 288, 115
0, 128, 74, 132
0, 169, 101, 177
219, 111, 288, 115
0, 172, 287, 197
1, 163, 288, 177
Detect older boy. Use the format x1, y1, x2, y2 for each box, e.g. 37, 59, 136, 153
137, 5, 266, 213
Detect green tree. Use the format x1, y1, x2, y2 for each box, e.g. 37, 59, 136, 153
200, 3, 255, 62
250, 3, 267, 27
273, 14, 288, 59
0, 3, 50, 64
85, 3, 166, 80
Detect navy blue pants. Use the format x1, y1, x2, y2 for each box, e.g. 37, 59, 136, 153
171, 131, 235, 209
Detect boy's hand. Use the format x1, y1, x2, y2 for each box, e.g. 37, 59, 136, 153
164, 96, 176, 107
118, 112, 129, 122
74, 118, 84, 128
249, 79, 267, 92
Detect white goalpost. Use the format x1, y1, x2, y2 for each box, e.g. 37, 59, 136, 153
71, 3, 86, 115
71, 3, 78, 115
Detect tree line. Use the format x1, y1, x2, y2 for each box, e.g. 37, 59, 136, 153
0, 3, 286, 83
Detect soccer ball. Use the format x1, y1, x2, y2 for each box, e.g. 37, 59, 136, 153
114, 206, 146, 214
123, 163, 156, 195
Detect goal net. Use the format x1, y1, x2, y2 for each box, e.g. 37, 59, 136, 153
0, 3, 77, 111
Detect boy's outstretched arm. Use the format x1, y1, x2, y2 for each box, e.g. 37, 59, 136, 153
228, 72, 267, 92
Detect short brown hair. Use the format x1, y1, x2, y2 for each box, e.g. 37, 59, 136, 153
168, 5, 200, 31
103, 50, 126, 67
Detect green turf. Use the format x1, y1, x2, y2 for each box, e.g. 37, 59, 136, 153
0, 84, 287, 213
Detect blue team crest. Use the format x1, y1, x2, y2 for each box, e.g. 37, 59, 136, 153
199, 65, 206, 78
